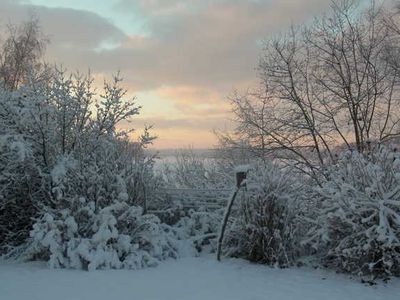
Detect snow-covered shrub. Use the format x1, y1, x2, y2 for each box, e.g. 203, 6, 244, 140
154, 149, 229, 237
173, 209, 223, 253
27, 200, 178, 270
225, 163, 303, 267
0, 134, 44, 253
304, 147, 400, 278
149, 197, 224, 254
19, 115, 169, 269
150, 204, 187, 226
0, 68, 159, 255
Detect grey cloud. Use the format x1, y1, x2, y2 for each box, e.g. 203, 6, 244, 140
0, 0, 126, 52
37, 0, 334, 92
0, 0, 337, 139
40, 8, 126, 49
1, 0, 334, 91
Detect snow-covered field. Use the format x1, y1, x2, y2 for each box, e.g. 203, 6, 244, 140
1, 256, 399, 300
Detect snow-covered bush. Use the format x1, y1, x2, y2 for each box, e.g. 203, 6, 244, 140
173, 209, 223, 253
148, 197, 224, 254
0, 67, 158, 256
27, 200, 178, 270
304, 147, 400, 278
0, 134, 46, 253
154, 149, 230, 238
225, 163, 303, 267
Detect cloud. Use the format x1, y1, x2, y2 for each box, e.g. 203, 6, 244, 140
2, 0, 334, 90
93, 0, 333, 91
0, 0, 337, 148
0, 1, 127, 49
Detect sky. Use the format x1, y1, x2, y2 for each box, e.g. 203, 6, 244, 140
0, 0, 373, 149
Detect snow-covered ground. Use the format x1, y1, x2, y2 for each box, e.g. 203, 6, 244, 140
1, 256, 399, 300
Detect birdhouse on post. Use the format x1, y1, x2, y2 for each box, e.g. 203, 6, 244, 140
234, 165, 250, 188
217, 164, 251, 261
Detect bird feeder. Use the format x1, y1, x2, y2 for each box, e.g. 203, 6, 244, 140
235, 171, 246, 188
217, 164, 251, 261
234, 165, 250, 188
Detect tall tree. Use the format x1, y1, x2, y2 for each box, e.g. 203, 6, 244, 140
221, 1, 400, 177
0, 17, 48, 90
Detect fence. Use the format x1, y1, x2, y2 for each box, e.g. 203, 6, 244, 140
152, 187, 233, 211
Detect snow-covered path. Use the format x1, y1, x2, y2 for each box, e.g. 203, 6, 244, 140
1, 256, 399, 300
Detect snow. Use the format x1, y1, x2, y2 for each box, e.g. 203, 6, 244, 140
1, 257, 399, 300
234, 164, 251, 173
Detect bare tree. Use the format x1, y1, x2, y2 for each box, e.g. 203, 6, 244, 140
0, 17, 48, 90
221, 1, 400, 177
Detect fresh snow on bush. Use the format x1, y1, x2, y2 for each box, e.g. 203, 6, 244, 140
26, 201, 179, 270
173, 209, 223, 253
225, 163, 303, 267
305, 147, 400, 278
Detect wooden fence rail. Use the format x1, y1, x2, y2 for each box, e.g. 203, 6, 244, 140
151, 187, 233, 211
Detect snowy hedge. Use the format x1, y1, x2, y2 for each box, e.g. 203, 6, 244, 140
26, 201, 179, 270
305, 147, 400, 278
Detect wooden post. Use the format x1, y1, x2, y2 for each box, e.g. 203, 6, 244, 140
217, 166, 249, 261
216, 186, 241, 261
